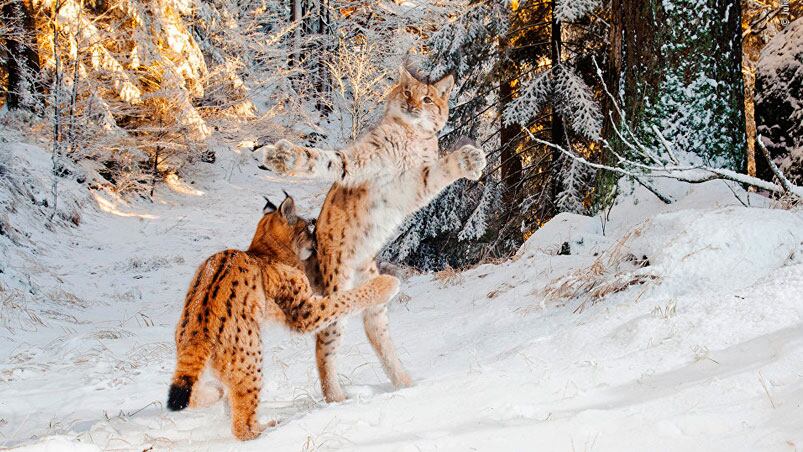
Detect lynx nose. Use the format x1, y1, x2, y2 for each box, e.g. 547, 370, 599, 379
405, 103, 421, 115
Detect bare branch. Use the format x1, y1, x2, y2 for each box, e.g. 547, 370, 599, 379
522, 128, 803, 201
757, 135, 799, 196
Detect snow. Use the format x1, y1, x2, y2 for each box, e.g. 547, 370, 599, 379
2, 133, 803, 451
555, 0, 599, 22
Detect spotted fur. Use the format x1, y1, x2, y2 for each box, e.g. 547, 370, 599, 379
167, 195, 400, 440
260, 67, 488, 402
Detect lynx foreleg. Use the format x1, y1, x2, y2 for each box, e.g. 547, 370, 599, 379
405, 142, 488, 211
282, 275, 400, 334
261, 140, 401, 183
261, 140, 346, 180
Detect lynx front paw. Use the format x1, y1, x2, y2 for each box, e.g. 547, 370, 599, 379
455, 144, 487, 180
262, 139, 301, 175
370, 275, 401, 304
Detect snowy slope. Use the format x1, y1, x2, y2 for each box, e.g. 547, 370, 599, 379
2, 136, 803, 451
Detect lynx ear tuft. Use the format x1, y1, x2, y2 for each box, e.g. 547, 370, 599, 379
263, 196, 277, 214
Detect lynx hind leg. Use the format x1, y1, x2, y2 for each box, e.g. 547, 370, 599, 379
358, 263, 412, 390
313, 256, 355, 404
316, 321, 346, 403
213, 318, 265, 441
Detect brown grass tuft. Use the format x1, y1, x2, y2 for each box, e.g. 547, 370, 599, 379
543, 222, 660, 313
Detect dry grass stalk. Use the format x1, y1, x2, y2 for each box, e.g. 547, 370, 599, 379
434, 265, 463, 287
543, 222, 660, 312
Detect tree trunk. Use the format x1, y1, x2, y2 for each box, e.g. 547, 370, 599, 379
289, 0, 301, 72
548, 0, 565, 217
3, 0, 43, 112
600, 0, 747, 201
498, 34, 524, 215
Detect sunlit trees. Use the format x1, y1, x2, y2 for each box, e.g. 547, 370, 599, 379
1, 0, 43, 112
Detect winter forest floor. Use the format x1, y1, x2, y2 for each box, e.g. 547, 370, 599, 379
2, 132, 803, 451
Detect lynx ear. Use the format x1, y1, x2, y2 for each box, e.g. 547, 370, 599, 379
433, 73, 455, 98
263, 196, 277, 214
398, 65, 415, 85
278, 193, 298, 224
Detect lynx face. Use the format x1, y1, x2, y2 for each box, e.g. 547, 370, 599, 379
256, 195, 315, 260
386, 67, 455, 136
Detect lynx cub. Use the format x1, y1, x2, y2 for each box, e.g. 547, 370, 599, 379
166, 194, 400, 440
260, 67, 487, 402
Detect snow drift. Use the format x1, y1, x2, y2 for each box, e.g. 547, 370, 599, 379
2, 136, 803, 451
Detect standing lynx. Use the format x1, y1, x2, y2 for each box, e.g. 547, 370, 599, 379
166, 195, 400, 440
260, 66, 487, 402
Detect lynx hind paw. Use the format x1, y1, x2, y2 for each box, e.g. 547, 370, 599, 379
259, 418, 278, 429
370, 275, 401, 303
262, 139, 299, 175
234, 422, 266, 441
189, 382, 224, 408
457, 144, 487, 180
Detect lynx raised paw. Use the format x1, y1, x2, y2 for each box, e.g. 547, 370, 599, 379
262, 139, 302, 175
369, 275, 401, 304
454, 144, 487, 180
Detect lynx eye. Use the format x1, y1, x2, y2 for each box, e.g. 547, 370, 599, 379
422, 96, 433, 104
403, 89, 412, 97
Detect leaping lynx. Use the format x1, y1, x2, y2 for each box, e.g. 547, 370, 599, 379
166, 194, 400, 440
259, 66, 487, 402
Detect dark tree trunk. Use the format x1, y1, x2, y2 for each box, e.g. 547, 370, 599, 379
600, 0, 747, 201
754, 17, 803, 184
3, 0, 43, 111
288, 0, 301, 72
314, 0, 332, 113
498, 32, 524, 216
548, 0, 565, 217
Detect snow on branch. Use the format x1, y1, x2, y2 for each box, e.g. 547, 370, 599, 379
554, 0, 600, 22
503, 70, 550, 128
503, 64, 601, 140
553, 65, 602, 140
523, 127, 803, 201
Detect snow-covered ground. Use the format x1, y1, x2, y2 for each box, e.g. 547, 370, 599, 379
2, 133, 803, 451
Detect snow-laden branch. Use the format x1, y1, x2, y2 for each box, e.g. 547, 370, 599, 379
512, 56, 803, 202
522, 128, 803, 200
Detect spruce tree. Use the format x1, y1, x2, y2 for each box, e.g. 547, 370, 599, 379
599, 0, 747, 202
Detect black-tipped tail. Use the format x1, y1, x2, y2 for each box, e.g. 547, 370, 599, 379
167, 376, 194, 411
